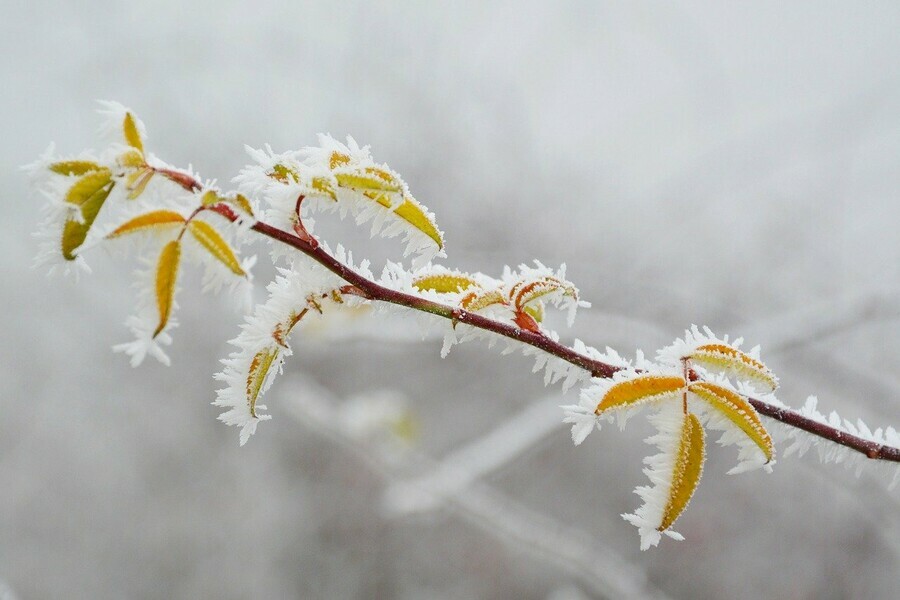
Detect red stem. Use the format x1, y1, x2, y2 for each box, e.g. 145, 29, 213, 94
197, 183, 900, 464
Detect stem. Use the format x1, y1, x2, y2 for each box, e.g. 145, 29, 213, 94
192, 184, 900, 464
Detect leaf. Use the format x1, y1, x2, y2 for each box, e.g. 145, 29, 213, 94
513, 310, 541, 333
153, 240, 181, 337
107, 210, 186, 238
689, 382, 774, 463
49, 160, 103, 176
230, 194, 255, 217
594, 375, 685, 415
117, 148, 145, 168
460, 289, 505, 312
510, 276, 577, 310
272, 310, 306, 348
329, 151, 351, 169
659, 413, 705, 532
523, 302, 544, 323
310, 177, 337, 201
65, 169, 112, 206
398, 197, 443, 249
413, 273, 478, 294
200, 191, 255, 217
200, 190, 220, 206
61, 178, 114, 260
270, 163, 299, 183
335, 172, 402, 193
246, 346, 280, 418
188, 220, 245, 276
126, 168, 154, 200
363, 192, 444, 250
123, 112, 144, 153
688, 343, 778, 391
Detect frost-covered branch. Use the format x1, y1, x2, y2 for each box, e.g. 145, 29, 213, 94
232, 214, 900, 465
30, 103, 899, 550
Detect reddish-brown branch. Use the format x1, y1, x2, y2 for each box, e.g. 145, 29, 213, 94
192, 179, 900, 464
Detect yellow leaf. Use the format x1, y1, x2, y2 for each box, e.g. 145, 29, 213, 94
310, 177, 337, 201
329, 151, 350, 169
126, 168, 154, 200
659, 413, 705, 532
199, 191, 255, 217
246, 346, 280, 418
188, 220, 245, 276
117, 148, 145, 168
335, 172, 402, 193
396, 197, 443, 249
200, 190, 220, 205
594, 375, 685, 415
49, 160, 103, 176
230, 194, 255, 217
153, 240, 181, 337
523, 302, 545, 323
363, 191, 444, 250
413, 273, 478, 294
688, 382, 774, 463
61, 179, 114, 260
270, 163, 299, 183
65, 169, 112, 206
107, 210, 185, 238
123, 112, 144, 153
689, 343, 778, 392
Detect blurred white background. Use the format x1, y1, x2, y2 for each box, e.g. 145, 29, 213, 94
2, 1, 899, 598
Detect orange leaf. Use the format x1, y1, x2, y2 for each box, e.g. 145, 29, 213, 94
659, 413, 705, 532
689, 382, 774, 463
595, 375, 685, 415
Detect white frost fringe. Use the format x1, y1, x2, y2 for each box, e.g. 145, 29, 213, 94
622, 402, 689, 550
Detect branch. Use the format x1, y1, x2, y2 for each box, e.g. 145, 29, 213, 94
179, 180, 900, 465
